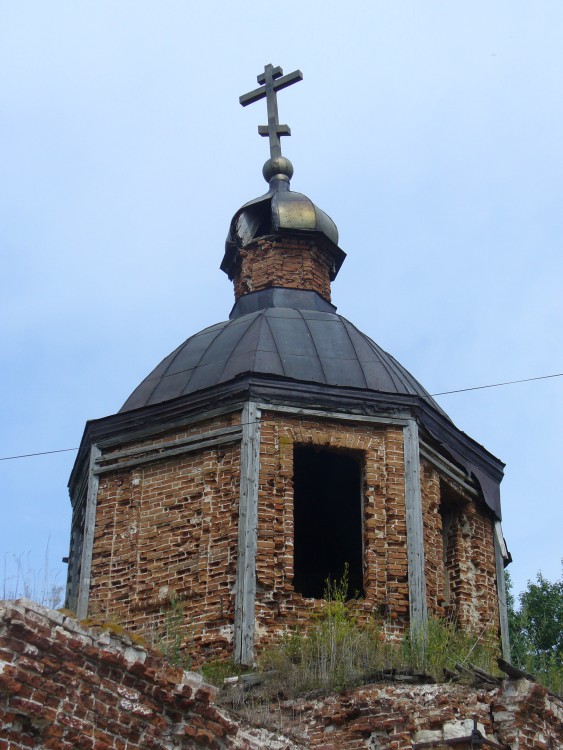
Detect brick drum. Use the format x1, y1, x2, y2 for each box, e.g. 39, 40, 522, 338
78, 409, 503, 664
232, 236, 335, 302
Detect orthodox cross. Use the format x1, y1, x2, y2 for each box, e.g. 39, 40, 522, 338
239, 64, 303, 160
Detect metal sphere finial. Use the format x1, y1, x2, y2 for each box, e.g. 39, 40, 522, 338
262, 156, 294, 185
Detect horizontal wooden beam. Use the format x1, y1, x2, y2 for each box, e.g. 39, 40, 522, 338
419, 441, 479, 497
94, 430, 242, 475
95, 404, 244, 450
256, 403, 410, 426
95, 425, 242, 463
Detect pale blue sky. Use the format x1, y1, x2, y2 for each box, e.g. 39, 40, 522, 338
1, 2, 561, 602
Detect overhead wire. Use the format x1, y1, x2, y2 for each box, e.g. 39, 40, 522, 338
0, 447, 78, 461
430, 372, 563, 396
0, 371, 561, 462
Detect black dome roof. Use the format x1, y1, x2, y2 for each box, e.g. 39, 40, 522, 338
121, 289, 447, 417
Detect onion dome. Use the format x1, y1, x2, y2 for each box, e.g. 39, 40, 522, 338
221, 155, 341, 279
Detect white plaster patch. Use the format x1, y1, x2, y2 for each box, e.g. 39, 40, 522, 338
179, 671, 203, 690
117, 684, 140, 701
233, 726, 301, 749
414, 729, 442, 743
443, 719, 482, 739
92, 631, 110, 647
124, 646, 147, 665
131, 703, 153, 717
219, 623, 234, 642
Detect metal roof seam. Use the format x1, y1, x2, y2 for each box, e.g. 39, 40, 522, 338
339, 318, 370, 390
344, 319, 407, 394
132, 341, 187, 410
213, 313, 263, 384
177, 321, 236, 398
261, 313, 285, 374
298, 308, 329, 384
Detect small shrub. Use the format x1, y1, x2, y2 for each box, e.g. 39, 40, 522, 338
402, 616, 499, 682
154, 593, 192, 670
221, 569, 500, 709
252, 567, 399, 697
201, 659, 245, 686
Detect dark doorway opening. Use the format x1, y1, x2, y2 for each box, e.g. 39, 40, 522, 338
293, 445, 364, 599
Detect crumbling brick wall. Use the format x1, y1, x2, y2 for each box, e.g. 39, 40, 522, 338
267, 679, 562, 748
232, 236, 334, 302
88, 415, 242, 663
0, 599, 295, 750
82, 409, 502, 663
420, 458, 500, 638
254, 414, 410, 644
2, 600, 561, 750
420, 460, 445, 618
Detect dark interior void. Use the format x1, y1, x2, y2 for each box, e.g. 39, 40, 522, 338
293, 445, 364, 599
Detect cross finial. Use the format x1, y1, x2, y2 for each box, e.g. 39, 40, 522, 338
240, 64, 303, 186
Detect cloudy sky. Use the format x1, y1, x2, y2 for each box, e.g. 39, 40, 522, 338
1, 2, 561, 604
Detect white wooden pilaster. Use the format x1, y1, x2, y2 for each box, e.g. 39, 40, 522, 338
76, 444, 101, 619
403, 420, 427, 631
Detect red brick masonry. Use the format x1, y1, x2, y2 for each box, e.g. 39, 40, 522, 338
232, 236, 334, 302
83, 412, 501, 663
1, 600, 561, 749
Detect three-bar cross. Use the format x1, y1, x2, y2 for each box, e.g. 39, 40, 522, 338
239, 64, 303, 160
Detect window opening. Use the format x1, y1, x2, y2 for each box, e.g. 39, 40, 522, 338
293, 445, 364, 599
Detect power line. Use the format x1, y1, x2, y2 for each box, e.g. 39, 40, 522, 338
0, 447, 78, 462
430, 372, 563, 396
0, 371, 561, 462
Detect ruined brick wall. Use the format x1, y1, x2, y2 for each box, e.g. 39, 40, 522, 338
253, 414, 410, 646
2, 600, 561, 750
232, 236, 333, 302
492, 678, 563, 749
0, 599, 293, 750
420, 459, 500, 638
420, 460, 445, 618
88, 415, 241, 663
269, 680, 562, 748
452, 501, 499, 632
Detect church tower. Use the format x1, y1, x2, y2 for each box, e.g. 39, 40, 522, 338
66, 65, 510, 665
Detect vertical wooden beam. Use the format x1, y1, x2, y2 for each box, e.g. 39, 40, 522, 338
234, 402, 261, 665
403, 420, 428, 630
66, 513, 83, 609
76, 444, 101, 619
494, 521, 511, 662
